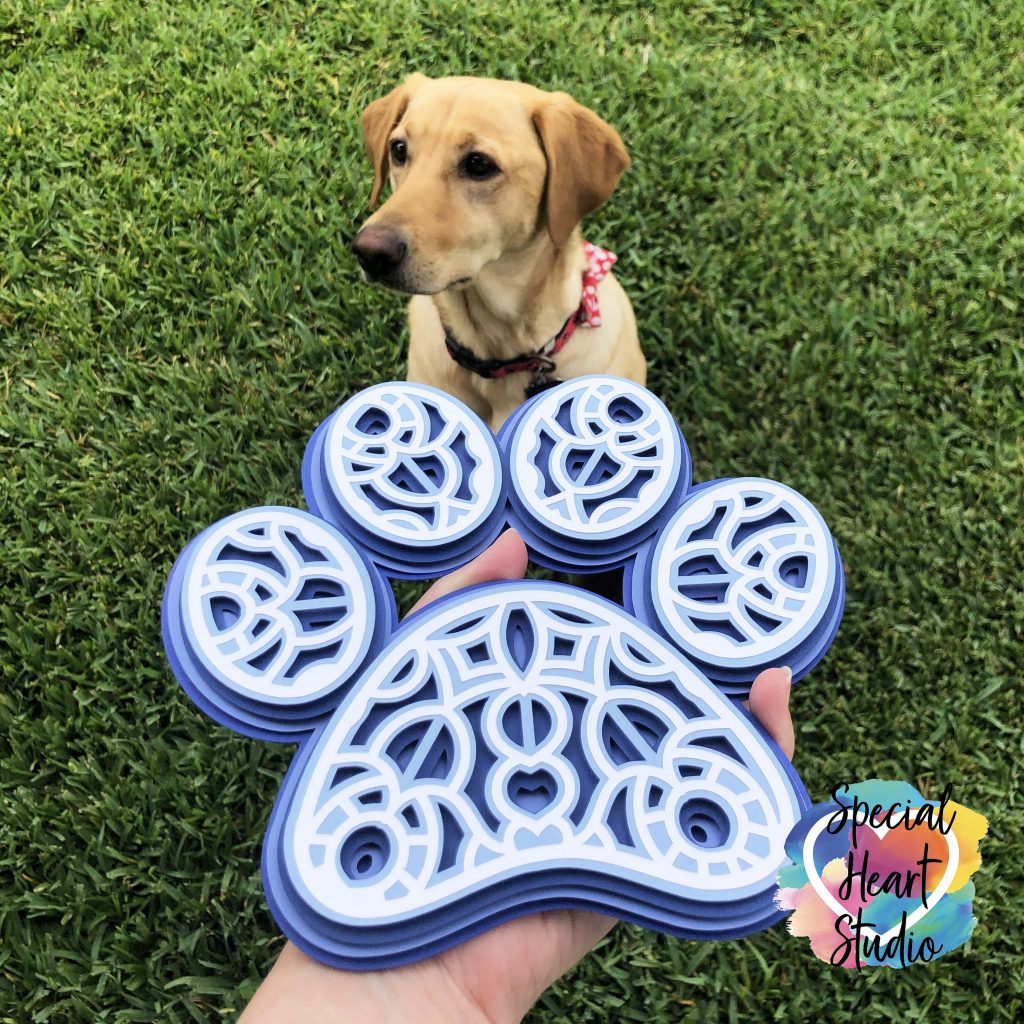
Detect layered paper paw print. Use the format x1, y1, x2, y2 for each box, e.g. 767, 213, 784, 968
162, 377, 845, 968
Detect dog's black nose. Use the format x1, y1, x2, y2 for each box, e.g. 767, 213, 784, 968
352, 225, 408, 280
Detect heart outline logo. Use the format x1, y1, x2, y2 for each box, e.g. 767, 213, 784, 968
801, 808, 960, 947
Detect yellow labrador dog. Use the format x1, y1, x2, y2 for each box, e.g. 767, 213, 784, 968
352, 74, 645, 430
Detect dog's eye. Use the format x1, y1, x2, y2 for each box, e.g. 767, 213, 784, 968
390, 139, 408, 166
460, 152, 499, 180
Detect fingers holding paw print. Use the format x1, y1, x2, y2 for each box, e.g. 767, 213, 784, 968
163, 376, 844, 968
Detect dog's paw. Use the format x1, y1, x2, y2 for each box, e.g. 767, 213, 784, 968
163, 376, 844, 967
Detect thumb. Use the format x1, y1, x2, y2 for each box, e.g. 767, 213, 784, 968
407, 529, 529, 617
746, 666, 795, 759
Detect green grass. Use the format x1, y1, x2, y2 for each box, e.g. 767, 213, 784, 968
2, 0, 1022, 1020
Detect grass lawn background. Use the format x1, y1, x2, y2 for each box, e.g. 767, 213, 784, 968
2, 0, 1022, 1019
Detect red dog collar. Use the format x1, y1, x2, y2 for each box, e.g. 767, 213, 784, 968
443, 242, 617, 382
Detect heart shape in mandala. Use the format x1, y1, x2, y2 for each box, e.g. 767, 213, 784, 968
801, 811, 960, 947
163, 376, 845, 968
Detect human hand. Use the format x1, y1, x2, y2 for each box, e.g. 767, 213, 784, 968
239, 529, 795, 1024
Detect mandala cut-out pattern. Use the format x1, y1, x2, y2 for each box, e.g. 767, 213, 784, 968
163, 377, 844, 968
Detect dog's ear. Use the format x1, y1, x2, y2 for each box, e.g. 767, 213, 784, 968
532, 94, 630, 247
361, 73, 428, 207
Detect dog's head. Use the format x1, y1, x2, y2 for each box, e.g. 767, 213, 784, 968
352, 75, 629, 295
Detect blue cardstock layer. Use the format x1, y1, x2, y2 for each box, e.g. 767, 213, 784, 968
162, 376, 844, 968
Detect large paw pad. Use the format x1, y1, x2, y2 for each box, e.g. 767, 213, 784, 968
162, 377, 844, 968
264, 585, 806, 965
